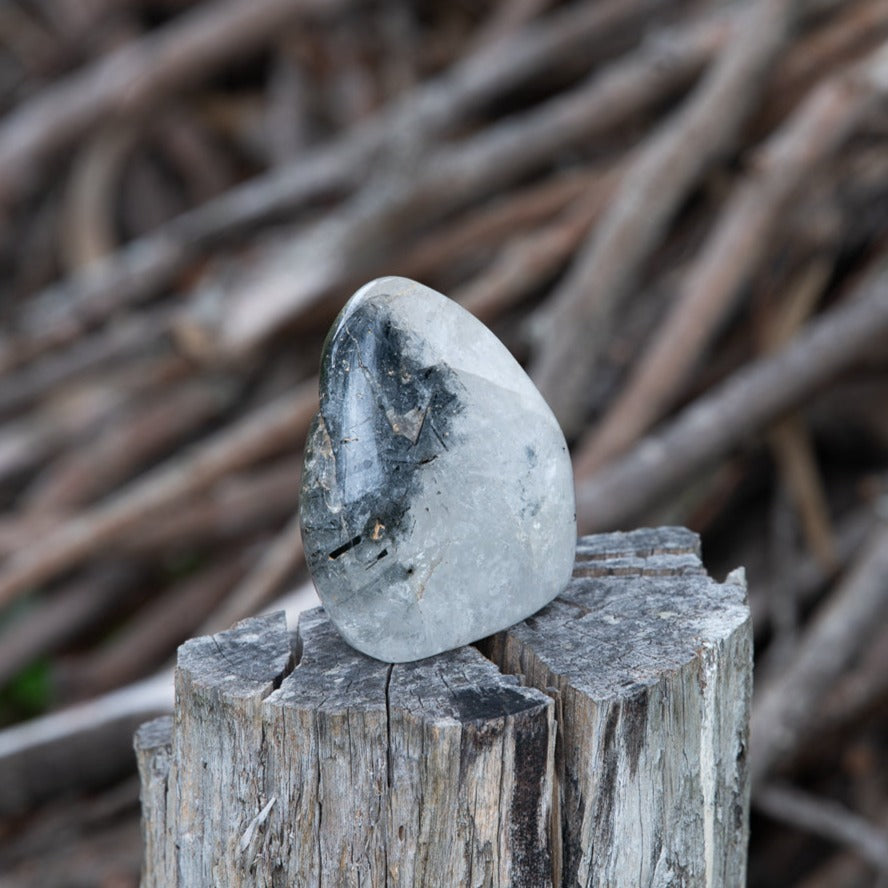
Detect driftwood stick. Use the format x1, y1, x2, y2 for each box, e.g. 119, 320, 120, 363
575, 254, 888, 532
0, 384, 317, 609
576, 47, 885, 473
138, 529, 751, 886
529, 0, 800, 437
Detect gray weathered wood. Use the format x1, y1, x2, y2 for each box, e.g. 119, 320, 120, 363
489, 528, 752, 887
173, 610, 294, 887
137, 528, 751, 887
134, 715, 174, 888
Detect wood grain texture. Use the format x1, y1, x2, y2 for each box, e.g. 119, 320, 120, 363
134, 716, 174, 888
489, 528, 752, 887
138, 528, 751, 887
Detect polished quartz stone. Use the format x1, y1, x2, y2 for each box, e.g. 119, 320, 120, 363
299, 277, 576, 662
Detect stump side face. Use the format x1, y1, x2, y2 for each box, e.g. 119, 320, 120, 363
134, 716, 174, 888
137, 528, 752, 888
383, 644, 555, 887
490, 528, 752, 888
173, 611, 294, 888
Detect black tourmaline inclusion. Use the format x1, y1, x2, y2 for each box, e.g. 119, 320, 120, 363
302, 300, 463, 586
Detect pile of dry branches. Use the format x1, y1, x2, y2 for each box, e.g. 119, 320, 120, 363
0, 0, 887, 884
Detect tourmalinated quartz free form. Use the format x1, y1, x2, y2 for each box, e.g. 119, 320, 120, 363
300, 277, 576, 662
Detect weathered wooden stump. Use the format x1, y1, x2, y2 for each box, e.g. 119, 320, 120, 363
136, 527, 751, 887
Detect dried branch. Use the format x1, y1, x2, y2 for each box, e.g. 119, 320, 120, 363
576, 43, 888, 472
0, 383, 318, 609
176, 14, 725, 361
575, 254, 888, 532
529, 0, 801, 437
750, 518, 888, 786
0, 0, 353, 204
755, 784, 888, 871
200, 512, 305, 634
3, 0, 661, 372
